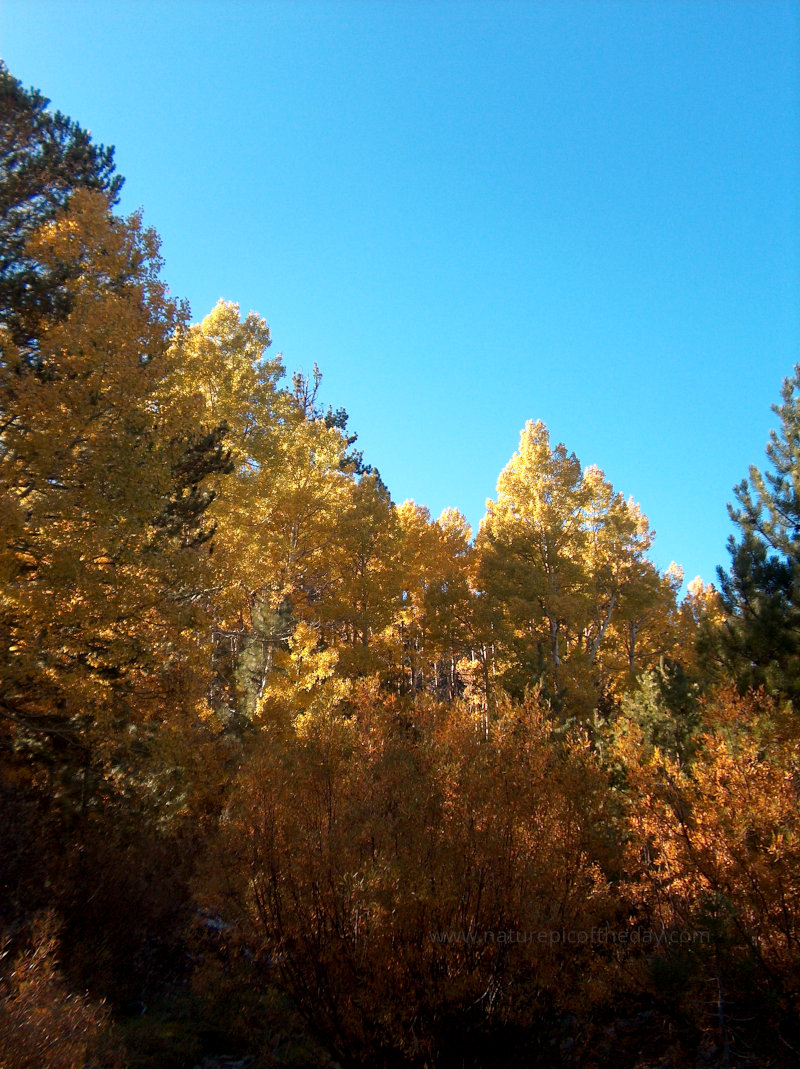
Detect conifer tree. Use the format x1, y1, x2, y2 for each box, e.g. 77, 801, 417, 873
0, 61, 122, 353
710, 366, 800, 700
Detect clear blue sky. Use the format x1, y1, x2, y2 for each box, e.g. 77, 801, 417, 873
2, 0, 798, 587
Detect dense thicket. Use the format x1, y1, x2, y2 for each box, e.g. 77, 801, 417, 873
1, 70, 798, 1069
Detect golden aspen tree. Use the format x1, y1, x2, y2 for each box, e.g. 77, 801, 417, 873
608, 560, 684, 682
162, 300, 292, 718
389, 500, 441, 692
477, 420, 589, 704
429, 507, 478, 697
319, 472, 403, 679
389, 501, 475, 696
173, 302, 402, 714
0, 190, 223, 799
214, 409, 354, 718
477, 421, 676, 715
580, 468, 690, 702
681, 574, 725, 681
581, 466, 654, 662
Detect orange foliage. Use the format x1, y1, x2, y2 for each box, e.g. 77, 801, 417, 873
203, 688, 621, 1063
0, 914, 124, 1069
616, 687, 800, 1044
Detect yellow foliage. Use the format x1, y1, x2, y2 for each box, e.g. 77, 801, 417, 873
476, 421, 677, 714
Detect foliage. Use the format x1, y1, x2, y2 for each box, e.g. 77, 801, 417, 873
0, 914, 125, 1069
0, 61, 122, 353
0, 190, 225, 810
708, 366, 800, 702
476, 420, 677, 716
615, 687, 800, 1060
205, 688, 621, 1066
614, 662, 701, 765
3, 62, 800, 1069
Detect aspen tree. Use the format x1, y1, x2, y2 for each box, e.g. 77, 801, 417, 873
0, 191, 223, 794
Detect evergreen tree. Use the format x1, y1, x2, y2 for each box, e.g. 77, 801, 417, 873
709, 366, 800, 701
0, 61, 122, 353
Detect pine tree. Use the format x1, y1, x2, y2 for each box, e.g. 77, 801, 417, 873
710, 366, 800, 700
0, 61, 122, 353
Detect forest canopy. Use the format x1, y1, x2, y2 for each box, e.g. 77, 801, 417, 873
1, 63, 799, 1069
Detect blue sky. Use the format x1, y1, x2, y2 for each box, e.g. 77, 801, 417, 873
2, 0, 798, 587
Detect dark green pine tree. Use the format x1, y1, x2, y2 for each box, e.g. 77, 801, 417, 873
708, 366, 800, 701
0, 60, 123, 353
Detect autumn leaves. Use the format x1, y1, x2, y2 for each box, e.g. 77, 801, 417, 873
476, 419, 686, 714
3, 63, 800, 1068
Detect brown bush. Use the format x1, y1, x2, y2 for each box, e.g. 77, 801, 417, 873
203, 689, 622, 1065
0, 913, 125, 1069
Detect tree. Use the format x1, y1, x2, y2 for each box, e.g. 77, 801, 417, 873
708, 366, 800, 701
0, 61, 122, 353
476, 421, 660, 714
387, 501, 475, 697
174, 306, 400, 716
319, 472, 403, 679
477, 421, 588, 702
293, 361, 383, 484
580, 464, 656, 691
0, 190, 224, 803
609, 560, 684, 683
